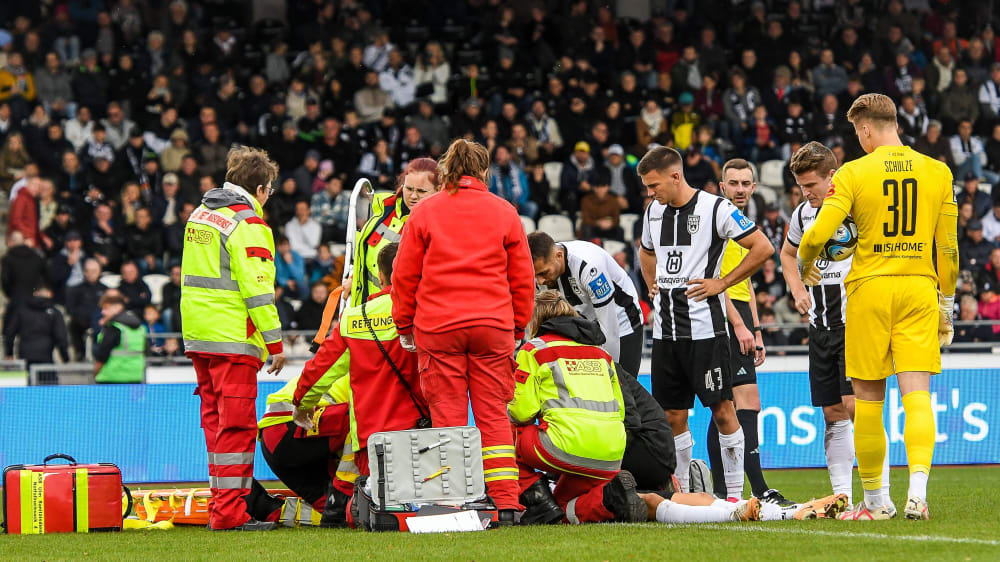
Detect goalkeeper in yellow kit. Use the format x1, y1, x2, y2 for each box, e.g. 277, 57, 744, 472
797, 94, 958, 521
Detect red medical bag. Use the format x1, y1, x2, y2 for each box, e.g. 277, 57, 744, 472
2, 454, 129, 534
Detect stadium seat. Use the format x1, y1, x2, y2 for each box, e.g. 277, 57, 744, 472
100, 273, 121, 289
619, 213, 639, 242
755, 184, 778, 205
543, 162, 562, 191
329, 243, 347, 257
759, 159, 786, 190
537, 214, 575, 242
143, 274, 170, 306
603, 240, 626, 256
520, 216, 536, 233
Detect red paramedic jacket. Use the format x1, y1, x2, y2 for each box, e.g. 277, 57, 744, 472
292, 287, 425, 450
391, 175, 535, 339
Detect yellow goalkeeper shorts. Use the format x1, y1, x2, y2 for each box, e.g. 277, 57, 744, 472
844, 275, 941, 380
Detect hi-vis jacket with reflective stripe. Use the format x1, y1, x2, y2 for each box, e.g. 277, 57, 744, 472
293, 287, 426, 452
96, 320, 146, 383
510, 317, 626, 470
181, 183, 283, 362
350, 193, 408, 306
258, 374, 350, 430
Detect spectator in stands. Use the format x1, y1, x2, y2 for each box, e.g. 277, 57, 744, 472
748, 105, 780, 163
958, 172, 992, 219
3, 285, 68, 378
683, 145, 717, 191
65, 105, 94, 151
982, 201, 1000, 243
7, 176, 40, 246
117, 261, 150, 315
410, 99, 448, 154
143, 304, 166, 356
954, 295, 992, 344
43, 204, 74, 257
488, 146, 537, 219
979, 282, 1000, 338
506, 123, 540, 168
723, 70, 760, 148
275, 235, 308, 300
758, 308, 788, 348
559, 141, 598, 221
50, 230, 86, 304
294, 281, 328, 334
987, 123, 1000, 175
979, 248, 1000, 297
160, 264, 182, 333
980, 63, 1000, 129
636, 100, 668, 152
915, 119, 954, 165
2, 229, 47, 332
952, 119, 999, 184
605, 144, 639, 212
578, 169, 624, 241
0, 132, 31, 193
101, 102, 134, 150
960, 220, 994, 271
758, 204, 787, 253
813, 48, 849, 99
526, 100, 563, 161
354, 71, 391, 124
124, 207, 163, 274
359, 138, 396, 190
286, 200, 321, 261
898, 94, 929, 145
63, 256, 104, 359
270, 177, 304, 229
940, 69, 980, 132
35, 52, 74, 117
164, 202, 194, 263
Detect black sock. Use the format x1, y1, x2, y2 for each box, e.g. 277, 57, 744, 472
738, 409, 769, 497
706, 419, 726, 498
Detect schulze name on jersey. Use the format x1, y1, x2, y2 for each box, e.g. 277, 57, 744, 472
641, 190, 757, 341
786, 202, 850, 329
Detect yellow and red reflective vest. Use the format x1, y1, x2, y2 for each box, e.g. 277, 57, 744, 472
181, 183, 282, 362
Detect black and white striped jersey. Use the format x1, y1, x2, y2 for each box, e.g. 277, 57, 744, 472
641, 190, 758, 341
551, 241, 643, 361
786, 202, 849, 329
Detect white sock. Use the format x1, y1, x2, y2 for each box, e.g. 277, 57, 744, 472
864, 488, 885, 509
882, 428, 892, 505
824, 420, 855, 505
673, 431, 693, 493
718, 427, 745, 499
759, 501, 784, 521
908, 471, 929, 501
655, 499, 734, 523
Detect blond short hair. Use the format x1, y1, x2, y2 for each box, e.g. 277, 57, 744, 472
789, 141, 838, 178
846, 93, 897, 127
528, 291, 578, 338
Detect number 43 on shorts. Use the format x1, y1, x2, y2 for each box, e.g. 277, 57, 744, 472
704, 367, 722, 391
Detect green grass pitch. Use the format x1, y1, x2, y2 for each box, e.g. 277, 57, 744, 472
3, 466, 999, 561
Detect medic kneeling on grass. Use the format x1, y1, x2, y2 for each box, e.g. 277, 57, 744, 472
290, 242, 429, 528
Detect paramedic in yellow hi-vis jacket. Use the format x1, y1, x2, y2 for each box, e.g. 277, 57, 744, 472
181, 146, 286, 532
510, 291, 646, 525
243, 376, 352, 527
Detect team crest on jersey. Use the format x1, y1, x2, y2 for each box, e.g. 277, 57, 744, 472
666, 250, 683, 274
567, 276, 583, 295
687, 215, 701, 234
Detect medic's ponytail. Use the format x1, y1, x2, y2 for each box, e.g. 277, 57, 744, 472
439, 139, 489, 194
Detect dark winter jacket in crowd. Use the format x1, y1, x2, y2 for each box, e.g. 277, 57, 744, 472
1, 245, 47, 305
118, 278, 151, 314
3, 295, 69, 363
65, 280, 108, 324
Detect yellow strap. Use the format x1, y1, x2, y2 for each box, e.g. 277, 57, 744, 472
185, 489, 198, 516
142, 492, 161, 522
306, 406, 325, 437
75, 469, 89, 533
19, 471, 45, 534
123, 518, 175, 531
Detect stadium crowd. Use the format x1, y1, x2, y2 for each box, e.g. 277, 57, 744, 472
2, 0, 1000, 367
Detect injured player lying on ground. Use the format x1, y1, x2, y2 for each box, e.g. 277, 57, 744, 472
640, 491, 849, 523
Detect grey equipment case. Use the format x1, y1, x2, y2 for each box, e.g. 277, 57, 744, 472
366, 426, 487, 508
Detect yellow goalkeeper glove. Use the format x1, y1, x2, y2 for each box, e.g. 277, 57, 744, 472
798, 257, 822, 287
938, 291, 954, 347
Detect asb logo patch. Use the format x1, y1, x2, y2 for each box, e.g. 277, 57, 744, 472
588, 273, 612, 299
731, 209, 753, 230
563, 358, 605, 374
185, 227, 212, 245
